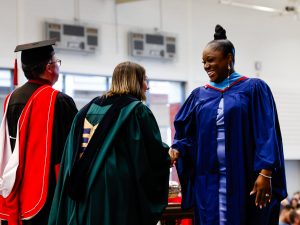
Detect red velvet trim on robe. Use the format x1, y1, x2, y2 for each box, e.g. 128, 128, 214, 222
0, 85, 58, 225
54, 164, 60, 182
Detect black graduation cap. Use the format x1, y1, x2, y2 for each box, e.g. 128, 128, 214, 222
13, 39, 57, 86
14, 38, 57, 65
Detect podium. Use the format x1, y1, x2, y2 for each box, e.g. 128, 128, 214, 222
161, 197, 194, 225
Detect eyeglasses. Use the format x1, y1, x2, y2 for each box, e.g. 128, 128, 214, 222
48, 59, 61, 67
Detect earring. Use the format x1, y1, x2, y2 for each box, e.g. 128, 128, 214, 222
228, 64, 231, 70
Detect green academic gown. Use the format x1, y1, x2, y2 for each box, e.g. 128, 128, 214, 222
48, 95, 170, 225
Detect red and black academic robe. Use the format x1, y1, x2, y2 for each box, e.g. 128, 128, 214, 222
0, 80, 77, 225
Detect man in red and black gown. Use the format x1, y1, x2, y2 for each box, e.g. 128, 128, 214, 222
0, 39, 77, 225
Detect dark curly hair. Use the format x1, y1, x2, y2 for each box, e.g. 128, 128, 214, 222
207, 24, 235, 64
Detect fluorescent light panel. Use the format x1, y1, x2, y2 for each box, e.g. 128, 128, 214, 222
219, 0, 280, 13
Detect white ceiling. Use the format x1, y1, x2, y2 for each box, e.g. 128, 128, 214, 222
117, 0, 300, 13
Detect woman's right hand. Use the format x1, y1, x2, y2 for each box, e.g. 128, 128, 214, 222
168, 148, 180, 167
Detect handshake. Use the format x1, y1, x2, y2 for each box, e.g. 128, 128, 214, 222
168, 148, 180, 167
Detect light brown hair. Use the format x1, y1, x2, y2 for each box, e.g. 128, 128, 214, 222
105, 61, 146, 101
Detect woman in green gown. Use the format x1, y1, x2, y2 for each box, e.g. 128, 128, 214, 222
48, 61, 170, 225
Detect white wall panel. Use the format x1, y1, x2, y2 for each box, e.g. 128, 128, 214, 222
0, 0, 300, 192
0, 0, 18, 67
271, 84, 300, 159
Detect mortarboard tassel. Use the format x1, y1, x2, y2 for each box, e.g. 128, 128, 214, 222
13, 58, 18, 87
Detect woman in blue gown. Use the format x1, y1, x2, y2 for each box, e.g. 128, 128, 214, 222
168, 25, 287, 225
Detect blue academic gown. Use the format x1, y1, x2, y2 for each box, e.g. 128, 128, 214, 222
173, 74, 287, 225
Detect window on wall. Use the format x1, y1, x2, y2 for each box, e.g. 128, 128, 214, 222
147, 80, 185, 183
56, 73, 185, 147
0, 69, 13, 119
64, 74, 109, 109
60, 74, 185, 144
59, 74, 185, 143
147, 80, 185, 145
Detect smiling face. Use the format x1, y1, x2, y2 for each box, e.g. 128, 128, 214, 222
202, 43, 233, 83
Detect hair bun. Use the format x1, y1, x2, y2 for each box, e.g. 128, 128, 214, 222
214, 24, 227, 40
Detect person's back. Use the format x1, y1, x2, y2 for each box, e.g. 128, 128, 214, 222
0, 39, 77, 225
48, 61, 170, 225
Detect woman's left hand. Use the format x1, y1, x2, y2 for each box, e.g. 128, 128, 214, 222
250, 173, 272, 209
